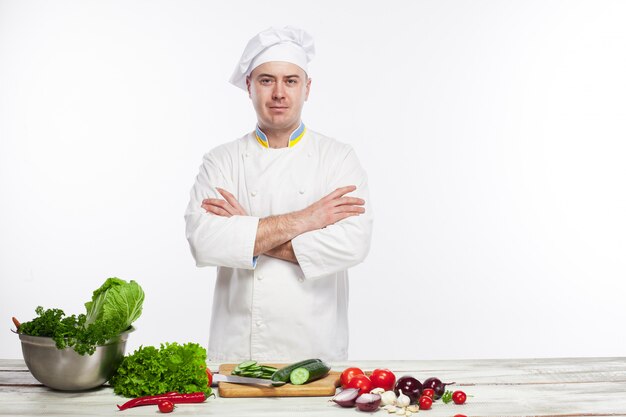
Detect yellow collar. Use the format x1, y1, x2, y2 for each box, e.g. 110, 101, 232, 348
255, 122, 306, 148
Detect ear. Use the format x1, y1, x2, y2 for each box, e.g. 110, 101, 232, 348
246, 76, 252, 98
304, 77, 312, 101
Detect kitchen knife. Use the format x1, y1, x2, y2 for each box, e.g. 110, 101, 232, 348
212, 374, 286, 387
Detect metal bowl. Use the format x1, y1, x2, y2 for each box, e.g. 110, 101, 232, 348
18, 327, 134, 391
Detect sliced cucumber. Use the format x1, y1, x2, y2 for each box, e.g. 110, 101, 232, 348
271, 358, 323, 386
237, 360, 257, 369
289, 367, 310, 385
289, 361, 331, 385
232, 361, 279, 379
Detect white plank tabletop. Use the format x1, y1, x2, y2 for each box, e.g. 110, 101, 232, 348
1, 357, 626, 416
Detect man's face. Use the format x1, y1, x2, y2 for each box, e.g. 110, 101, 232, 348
247, 61, 311, 132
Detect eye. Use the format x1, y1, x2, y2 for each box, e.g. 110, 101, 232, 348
259, 78, 273, 85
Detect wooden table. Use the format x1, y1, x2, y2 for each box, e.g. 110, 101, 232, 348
1, 357, 626, 416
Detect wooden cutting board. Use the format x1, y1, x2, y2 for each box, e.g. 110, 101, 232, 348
217, 363, 340, 398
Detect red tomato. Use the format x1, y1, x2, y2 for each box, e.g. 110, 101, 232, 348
346, 374, 373, 395
418, 395, 433, 410
206, 368, 213, 386
422, 388, 435, 399
158, 400, 174, 413
452, 390, 467, 405
369, 368, 396, 392
454, 415, 468, 417
340, 367, 365, 388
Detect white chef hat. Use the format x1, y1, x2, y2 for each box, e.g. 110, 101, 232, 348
229, 26, 315, 91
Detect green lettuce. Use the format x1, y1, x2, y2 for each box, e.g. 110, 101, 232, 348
85, 277, 144, 334
19, 277, 144, 355
110, 342, 211, 397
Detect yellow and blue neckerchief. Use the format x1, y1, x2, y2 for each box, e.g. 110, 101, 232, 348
255, 122, 306, 148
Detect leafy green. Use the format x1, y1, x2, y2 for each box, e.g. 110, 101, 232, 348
18, 277, 144, 355
441, 390, 453, 404
110, 342, 211, 398
18, 306, 119, 355
85, 277, 144, 334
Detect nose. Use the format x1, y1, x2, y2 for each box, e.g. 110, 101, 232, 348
272, 82, 285, 100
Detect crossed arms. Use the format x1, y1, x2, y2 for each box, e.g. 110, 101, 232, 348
201, 186, 365, 264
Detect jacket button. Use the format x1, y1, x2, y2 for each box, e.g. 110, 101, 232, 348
298, 277, 304, 283
256, 321, 262, 327
299, 188, 305, 194
251, 190, 257, 197
257, 274, 264, 280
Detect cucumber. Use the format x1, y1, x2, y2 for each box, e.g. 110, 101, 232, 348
232, 361, 279, 379
271, 358, 323, 385
237, 360, 257, 369
289, 367, 310, 385
289, 361, 331, 385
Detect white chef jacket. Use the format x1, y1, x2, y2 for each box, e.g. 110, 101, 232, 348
185, 125, 373, 362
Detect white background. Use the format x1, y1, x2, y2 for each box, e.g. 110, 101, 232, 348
1, 0, 625, 361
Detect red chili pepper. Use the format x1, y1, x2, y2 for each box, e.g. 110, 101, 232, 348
117, 392, 207, 411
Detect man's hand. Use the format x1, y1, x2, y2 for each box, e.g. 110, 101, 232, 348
201, 188, 248, 216
298, 185, 365, 232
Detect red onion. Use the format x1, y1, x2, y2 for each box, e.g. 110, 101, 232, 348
331, 388, 359, 407
422, 377, 455, 398
394, 376, 422, 403
355, 393, 382, 412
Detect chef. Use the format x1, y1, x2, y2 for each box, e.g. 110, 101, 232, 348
185, 26, 373, 362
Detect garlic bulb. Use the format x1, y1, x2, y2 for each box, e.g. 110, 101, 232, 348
371, 387, 385, 395
380, 390, 397, 406
395, 391, 410, 408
